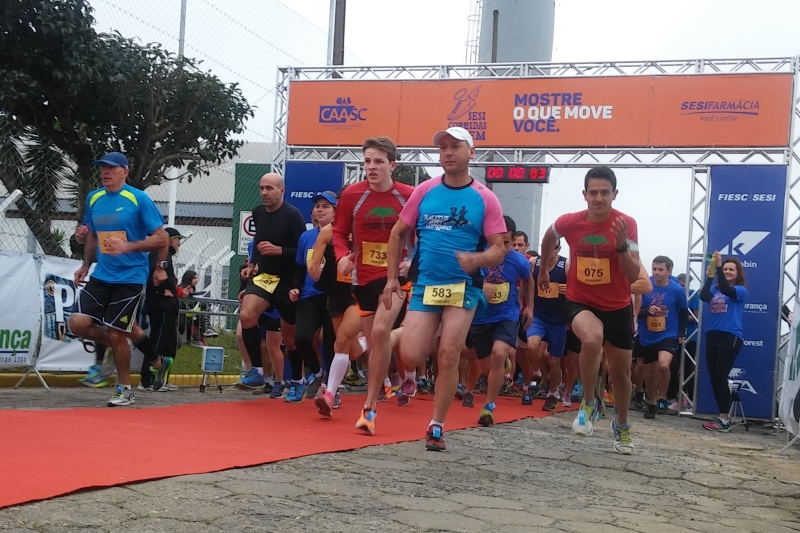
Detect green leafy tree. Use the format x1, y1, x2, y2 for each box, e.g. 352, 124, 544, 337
0, 0, 253, 250
392, 164, 430, 186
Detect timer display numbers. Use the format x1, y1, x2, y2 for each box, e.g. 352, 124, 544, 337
484, 165, 551, 184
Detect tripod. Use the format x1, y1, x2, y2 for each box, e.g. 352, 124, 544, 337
728, 381, 750, 431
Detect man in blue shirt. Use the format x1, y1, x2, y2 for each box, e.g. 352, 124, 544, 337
637, 256, 688, 419
69, 152, 170, 407
466, 216, 533, 427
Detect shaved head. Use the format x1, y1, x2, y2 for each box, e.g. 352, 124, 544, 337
261, 172, 284, 188
259, 172, 285, 211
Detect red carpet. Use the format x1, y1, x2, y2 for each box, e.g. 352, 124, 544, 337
0, 393, 570, 508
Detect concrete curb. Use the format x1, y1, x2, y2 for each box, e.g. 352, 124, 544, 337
0, 374, 241, 388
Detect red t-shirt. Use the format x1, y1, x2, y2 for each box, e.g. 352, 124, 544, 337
332, 180, 415, 286
553, 208, 638, 312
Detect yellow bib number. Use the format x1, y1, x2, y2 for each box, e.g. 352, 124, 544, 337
647, 316, 666, 333
306, 249, 326, 270
252, 273, 280, 294
487, 282, 510, 304
577, 257, 611, 285
98, 231, 127, 254
362, 242, 388, 267
423, 281, 466, 307
537, 283, 561, 299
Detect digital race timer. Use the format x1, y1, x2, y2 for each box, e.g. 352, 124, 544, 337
484, 165, 551, 184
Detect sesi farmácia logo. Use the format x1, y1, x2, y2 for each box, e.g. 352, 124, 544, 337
318, 97, 367, 128
511, 92, 613, 135
680, 98, 760, 123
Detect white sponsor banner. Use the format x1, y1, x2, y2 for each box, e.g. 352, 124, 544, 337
37, 256, 146, 372
779, 302, 800, 436
0, 251, 41, 369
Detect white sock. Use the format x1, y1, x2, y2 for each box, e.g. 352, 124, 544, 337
404, 370, 416, 382
428, 419, 444, 430
255, 367, 264, 376
358, 336, 368, 353
384, 377, 392, 387
265, 375, 275, 385
328, 353, 350, 395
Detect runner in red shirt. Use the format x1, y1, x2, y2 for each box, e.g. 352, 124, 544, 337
538, 166, 644, 455
332, 137, 415, 434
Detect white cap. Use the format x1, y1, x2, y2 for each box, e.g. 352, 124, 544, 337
432, 127, 474, 147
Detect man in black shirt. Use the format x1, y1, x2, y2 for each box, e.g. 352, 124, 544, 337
140, 227, 185, 391
239, 173, 306, 388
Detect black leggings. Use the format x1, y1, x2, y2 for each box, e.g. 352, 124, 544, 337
292, 294, 334, 381
705, 331, 743, 415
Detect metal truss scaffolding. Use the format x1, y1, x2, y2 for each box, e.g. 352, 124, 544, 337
273, 56, 800, 422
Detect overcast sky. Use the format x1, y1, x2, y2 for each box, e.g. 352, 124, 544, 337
90, 0, 800, 282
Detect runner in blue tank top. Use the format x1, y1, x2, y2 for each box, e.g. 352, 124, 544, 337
528, 239, 569, 411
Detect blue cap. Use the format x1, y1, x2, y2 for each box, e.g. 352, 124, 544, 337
312, 190, 338, 206
93, 152, 129, 169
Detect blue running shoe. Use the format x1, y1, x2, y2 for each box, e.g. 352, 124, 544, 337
80, 365, 103, 387
285, 382, 307, 403
270, 382, 286, 399
238, 368, 266, 390
572, 382, 583, 401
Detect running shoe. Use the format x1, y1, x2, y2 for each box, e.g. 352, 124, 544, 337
417, 378, 432, 395
166, 383, 179, 391
571, 382, 583, 401
462, 391, 475, 408
151, 356, 174, 392
343, 369, 363, 387
137, 382, 153, 392
455, 383, 466, 400
702, 418, 731, 433
605, 390, 616, 407
378, 384, 395, 402
667, 399, 679, 413
108, 385, 135, 407
562, 395, 572, 408
355, 406, 377, 435
572, 400, 598, 436
269, 382, 286, 399
557, 382, 566, 399
657, 398, 668, 413
612, 416, 634, 455
644, 399, 657, 420
521, 393, 532, 406
237, 368, 266, 389
315, 390, 333, 418
425, 424, 446, 451
478, 406, 495, 427
285, 382, 307, 403
80, 364, 114, 388
542, 394, 558, 412
596, 398, 607, 420
632, 391, 645, 411
333, 392, 342, 409
397, 379, 416, 407
305, 374, 323, 399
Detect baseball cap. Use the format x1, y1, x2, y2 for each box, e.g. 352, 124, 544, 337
312, 191, 338, 207
165, 227, 187, 240
92, 152, 129, 169
432, 127, 474, 147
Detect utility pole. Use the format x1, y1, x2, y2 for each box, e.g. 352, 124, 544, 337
168, 0, 188, 227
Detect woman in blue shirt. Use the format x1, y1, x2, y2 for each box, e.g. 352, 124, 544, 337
699, 251, 748, 432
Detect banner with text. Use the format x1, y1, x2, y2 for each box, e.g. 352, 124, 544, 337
779, 301, 800, 435
696, 165, 787, 419
0, 251, 41, 369
287, 73, 792, 148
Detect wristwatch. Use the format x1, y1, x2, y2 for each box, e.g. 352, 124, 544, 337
156, 261, 168, 269
616, 243, 629, 254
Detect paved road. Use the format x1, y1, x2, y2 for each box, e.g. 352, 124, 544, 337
1, 387, 799, 533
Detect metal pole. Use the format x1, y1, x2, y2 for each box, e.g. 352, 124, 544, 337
332, 0, 346, 66
491, 10, 499, 63
327, 0, 336, 65
168, 0, 188, 227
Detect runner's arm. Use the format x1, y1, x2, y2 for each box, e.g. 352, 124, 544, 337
539, 226, 558, 269
309, 224, 332, 281
126, 226, 169, 260
83, 231, 97, 266
386, 218, 412, 281
467, 233, 505, 270
629, 260, 652, 294
332, 193, 353, 262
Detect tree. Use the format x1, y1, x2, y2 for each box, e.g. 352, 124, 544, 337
0, 0, 253, 243
392, 165, 430, 186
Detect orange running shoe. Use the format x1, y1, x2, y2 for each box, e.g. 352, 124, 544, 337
355, 405, 377, 435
